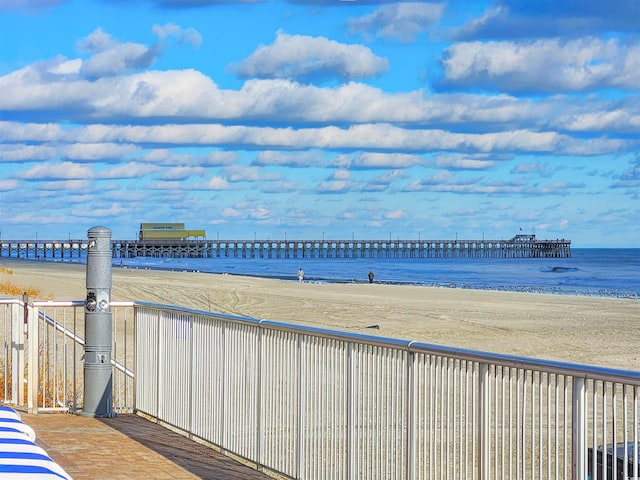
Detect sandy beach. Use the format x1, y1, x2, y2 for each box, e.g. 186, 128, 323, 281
1, 259, 638, 371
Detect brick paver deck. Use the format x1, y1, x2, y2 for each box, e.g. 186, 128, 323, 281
21, 412, 275, 480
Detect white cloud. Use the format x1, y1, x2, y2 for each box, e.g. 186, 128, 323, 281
152, 23, 202, 48
77, 28, 113, 53
17, 161, 93, 180
222, 165, 262, 182
231, 31, 389, 82
156, 166, 207, 180
511, 162, 550, 176
222, 207, 244, 218
140, 149, 237, 167
38, 179, 91, 191
82, 43, 157, 78
250, 206, 272, 220
205, 176, 233, 190
78, 29, 160, 79
332, 169, 351, 181
384, 209, 406, 219
368, 170, 408, 187
1, 120, 630, 157
316, 169, 352, 193
348, 2, 445, 43
49, 58, 82, 75
252, 150, 324, 168
555, 106, 640, 133
412, 174, 585, 196
70, 203, 128, 217
0, 142, 137, 164
0, 121, 63, 142
260, 180, 300, 193
61, 143, 139, 161
348, 152, 422, 169
100, 163, 160, 179
73, 25, 202, 80
3, 54, 640, 138
452, 1, 640, 40
0, 144, 56, 162
317, 179, 351, 193
145, 180, 186, 191
432, 154, 497, 170
0, 179, 19, 191
442, 37, 640, 92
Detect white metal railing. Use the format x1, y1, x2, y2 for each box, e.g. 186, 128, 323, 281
0, 298, 135, 413
133, 302, 640, 480
2, 297, 639, 479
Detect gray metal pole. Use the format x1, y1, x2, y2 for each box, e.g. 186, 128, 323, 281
81, 226, 115, 418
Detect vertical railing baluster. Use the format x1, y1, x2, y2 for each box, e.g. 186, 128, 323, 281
572, 376, 586, 480
479, 362, 490, 480
347, 341, 354, 480
27, 303, 38, 413
407, 349, 415, 480
634, 386, 638, 480
297, 334, 304, 479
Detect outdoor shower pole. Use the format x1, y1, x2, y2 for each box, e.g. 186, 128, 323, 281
81, 226, 115, 417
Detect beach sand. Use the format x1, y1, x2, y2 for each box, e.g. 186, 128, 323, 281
1, 259, 638, 370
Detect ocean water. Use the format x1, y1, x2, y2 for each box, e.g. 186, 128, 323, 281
114, 248, 639, 299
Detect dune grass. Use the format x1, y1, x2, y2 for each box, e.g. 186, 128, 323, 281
0, 280, 41, 298
0, 269, 42, 298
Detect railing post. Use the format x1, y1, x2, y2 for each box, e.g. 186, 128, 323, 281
572, 377, 587, 480
406, 350, 416, 480
26, 302, 39, 413
347, 342, 355, 480
188, 312, 193, 438
256, 324, 264, 469
11, 298, 23, 407
154, 309, 161, 418
296, 334, 305, 479
81, 226, 115, 418
478, 362, 490, 480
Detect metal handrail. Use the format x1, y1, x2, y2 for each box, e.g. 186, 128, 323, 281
133, 300, 640, 385
33, 300, 135, 379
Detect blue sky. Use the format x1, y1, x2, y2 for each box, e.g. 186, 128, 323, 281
0, 0, 638, 247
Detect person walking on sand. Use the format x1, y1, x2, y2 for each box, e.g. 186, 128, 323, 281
298, 268, 304, 283
368, 270, 375, 283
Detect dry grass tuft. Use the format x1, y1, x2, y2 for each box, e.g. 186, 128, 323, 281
0, 280, 41, 298
0, 268, 44, 298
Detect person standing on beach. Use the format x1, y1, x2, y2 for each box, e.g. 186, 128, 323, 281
368, 271, 375, 283
298, 268, 304, 283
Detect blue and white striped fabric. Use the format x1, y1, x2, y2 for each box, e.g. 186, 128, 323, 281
0, 406, 22, 420
0, 406, 72, 480
0, 419, 36, 441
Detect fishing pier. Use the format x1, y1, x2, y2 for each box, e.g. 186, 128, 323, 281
0, 234, 570, 260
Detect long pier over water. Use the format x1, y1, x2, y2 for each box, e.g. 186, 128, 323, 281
0, 234, 570, 260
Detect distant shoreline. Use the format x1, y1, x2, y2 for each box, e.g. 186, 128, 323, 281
2, 255, 638, 299
2, 256, 639, 370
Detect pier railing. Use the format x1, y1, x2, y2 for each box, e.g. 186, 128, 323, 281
2, 297, 636, 480
0, 234, 571, 260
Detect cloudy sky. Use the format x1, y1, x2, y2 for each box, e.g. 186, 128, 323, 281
0, 0, 638, 247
